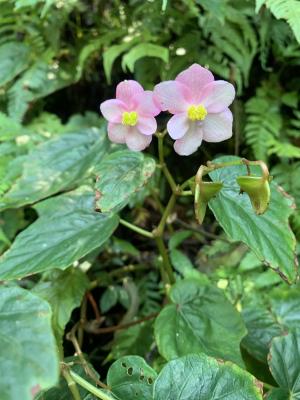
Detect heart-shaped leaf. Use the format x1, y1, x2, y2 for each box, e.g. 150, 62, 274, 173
154, 279, 247, 366
153, 353, 263, 399
107, 356, 157, 400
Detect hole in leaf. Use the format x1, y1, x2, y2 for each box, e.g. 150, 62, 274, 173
139, 375, 145, 381
147, 377, 154, 385
127, 367, 133, 376
135, 392, 138, 396
121, 362, 127, 368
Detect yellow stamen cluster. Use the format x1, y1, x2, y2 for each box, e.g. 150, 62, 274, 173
187, 104, 207, 121
122, 111, 138, 126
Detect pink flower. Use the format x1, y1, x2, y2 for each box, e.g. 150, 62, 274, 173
154, 64, 235, 156
100, 80, 160, 151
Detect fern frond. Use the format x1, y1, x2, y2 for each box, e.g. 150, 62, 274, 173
245, 95, 282, 160
202, 5, 258, 92
268, 138, 300, 158
257, 0, 300, 43
287, 110, 300, 138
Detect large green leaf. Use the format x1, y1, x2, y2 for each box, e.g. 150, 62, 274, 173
209, 156, 297, 283
0, 286, 59, 400
32, 267, 89, 341
266, 330, 300, 399
0, 191, 119, 280
95, 150, 156, 212
107, 356, 157, 400
153, 353, 263, 399
34, 186, 95, 217
0, 42, 30, 86
242, 286, 300, 362
0, 129, 108, 210
154, 279, 247, 366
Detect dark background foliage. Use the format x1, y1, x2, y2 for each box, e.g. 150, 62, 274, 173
0, 1, 299, 399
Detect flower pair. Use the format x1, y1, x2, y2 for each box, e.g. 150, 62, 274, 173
100, 64, 235, 156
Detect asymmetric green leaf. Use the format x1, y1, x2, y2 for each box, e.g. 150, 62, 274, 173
0, 286, 59, 400
154, 279, 247, 365
107, 356, 157, 400
95, 150, 156, 212
0, 128, 108, 210
154, 353, 263, 400
0, 192, 119, 280
209, 156, 297, 283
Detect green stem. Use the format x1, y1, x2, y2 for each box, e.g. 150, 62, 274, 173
263, 382, 274, 391
157, 133, 178, 193
154, 193, 177, 236
69, 370, 115, 400
179, 177, 193, 191
155, 236, 175, 284
62, 369, 82, 400
119, 218, 154, 239
150, 187, 165, 214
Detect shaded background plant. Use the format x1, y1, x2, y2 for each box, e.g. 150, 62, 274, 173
0, 1, 299, 399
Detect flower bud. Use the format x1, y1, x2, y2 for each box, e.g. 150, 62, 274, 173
236, 176, 270, 215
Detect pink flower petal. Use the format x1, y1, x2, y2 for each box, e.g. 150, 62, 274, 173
136, 90, 161, 116
201, 81, 235, 113
174, 123, 203, 156
100, 99, 126, 123
108, 122, 128, 144
167, 113, 189, 139
116, 80, 144, 109
137, 116, 157, 135
202, 109, 233, 142
154, 81, 191, 114
125, 127, 152, 151
175, 64, 214, 104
